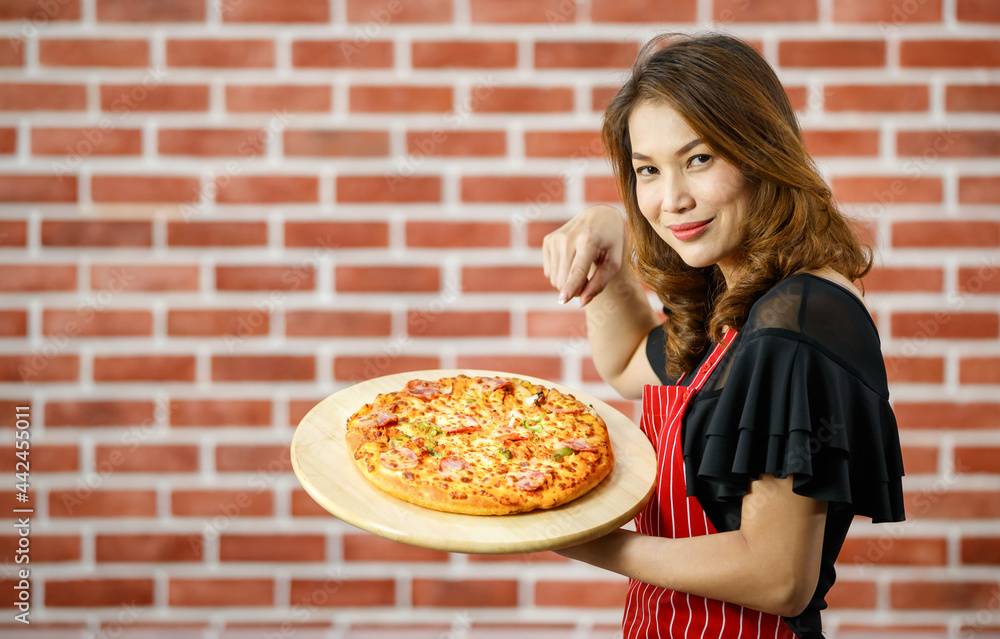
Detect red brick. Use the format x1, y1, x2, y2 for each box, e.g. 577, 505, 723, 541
865, 267, 944, 292
216, 445, 290, 472
0, 174, 77, 202
0, 128, 17, 152
716, 0, 817, 21
159, 128, 266, 156
894, 401, 1000, 429
955, 445, 1000, 474
335, 266, 439, 292
292, 40, 392, 68
892, 312, 1000, 339
291, 578, 395, 607
898, 130, 1000, 158
592, 86, 620, 111
473, 87, 574, 113
23, 444, 79, 472
901, 40, 1000, 67
406, 221, 510, 248
961, 537, 1000, 564
412, 40, 517, 68
0, 354, 78, 383
893, 221, 1000, 247
41, 220, 151, 247
220, 534, 325, 562
833, 0, 942, 22
350, 85, 453, 113
32, 127, 142, 156
96, 534, 202, 562
286, 221, 387, 248
1, 0, 80, 20
346, 0, 451, 23
958, 0, 1000, 21
959, 265, 1000, 294
591, 0, 695, 22
212, 355, 315, 382
96, 0, 203, 21
959, 176, 1000, 203
840, 537, 948, 566
49, 490, 157, 518
801, 129, 880, 157
0, 42, 23, 66
171, 490, 274, 517
470, 0, 574, 22
525, 131, 604, 158
461, 176, 565, 203
289, 398, 325, 426
216, 175, 319, 204
342, 534, 448, 562
169, 399, 272, 427
534, 41, 639, 69
0, 310, 27, 336
99, 84, 209, 112
901, 445, 939, 474
333, 355, 441, 382
831, 176, 942, 204
0, 83, 86, 111
222, 0, 329, 22
462, 266, 551, 292
285, 311, 392, 337
291, 488, 330, 516
0, 535, 80, 563
906, 490, 1000, 519
215, 265, 315, 291
779, 40, 886, 68
170, 578, 273, 606
407, 130, 506, 157
91, 175, 199, 203
337, 175, 441, 203
94, 444, 199, 472
883, 355, 945, 384
0, 401, 32, 429
526, 310, 587, 337
225, 84, 332, 113
891, 581, 999, 609
46, 578, 153, 607
168, 309, 270, 337
284, 129, 389, 157
947, 85, 1000, 112
46, 400, 155, 427
455, 355, 562, 380
823, 84, 930, 113
167, 221, 267, 246
93, 355, 196, 382
825, 579, 877, 609
960, 357, 1000, 384
39, 38, 149, 67
412, 579, 518, 607
167, 39, 273, 68
535, 580, 628, 607
0, 264, 75, 291
407, 310, 510, 337
43, 309, 153, 337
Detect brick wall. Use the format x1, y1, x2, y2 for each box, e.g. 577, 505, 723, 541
0, 0, 998, 637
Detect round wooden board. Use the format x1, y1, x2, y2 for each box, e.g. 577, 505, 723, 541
290, 369, 657, 555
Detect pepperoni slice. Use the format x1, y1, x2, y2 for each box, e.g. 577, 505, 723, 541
357, 411, 398, 429
380, 447, 418, 470
439, 456, 467, 472
406, 379, 441, 400
442, 414, 481, 434
559, 438, 598, 452
513, 470, 546, 492
475, 376, 512, 393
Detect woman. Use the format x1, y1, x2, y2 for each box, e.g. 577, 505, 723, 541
542, 33, 905, 639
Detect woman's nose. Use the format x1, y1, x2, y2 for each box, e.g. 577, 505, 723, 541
660, 175, 694, 215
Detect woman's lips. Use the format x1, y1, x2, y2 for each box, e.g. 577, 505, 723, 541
668, 219, 712, 240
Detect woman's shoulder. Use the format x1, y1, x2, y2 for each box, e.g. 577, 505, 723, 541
745, 270, 875, 338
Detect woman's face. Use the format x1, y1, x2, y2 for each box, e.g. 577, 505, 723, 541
628, 100, 753, 286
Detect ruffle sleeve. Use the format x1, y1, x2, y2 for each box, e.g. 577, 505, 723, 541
685, 331, 906, 523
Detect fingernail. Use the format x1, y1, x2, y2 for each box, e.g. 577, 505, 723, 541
557, 291, 567, 305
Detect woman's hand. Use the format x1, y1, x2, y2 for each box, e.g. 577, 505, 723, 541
542, 204, 626, 307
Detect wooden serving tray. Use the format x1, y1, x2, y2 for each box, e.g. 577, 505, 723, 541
290, 369, 657, 555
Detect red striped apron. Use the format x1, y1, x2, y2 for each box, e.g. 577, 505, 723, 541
623, 329, 796, 639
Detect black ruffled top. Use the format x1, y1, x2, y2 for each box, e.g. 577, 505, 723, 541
645, 273, 906, 638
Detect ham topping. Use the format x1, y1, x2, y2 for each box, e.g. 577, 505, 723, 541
357, 411, 398, 429
559, 438, 598, 452
380, 447, 418, 470
475, 376, 512, 393
510, 469, 546, 492
441, 414, 481, 434
406, 379, 441, 400
438, 456, 467, 472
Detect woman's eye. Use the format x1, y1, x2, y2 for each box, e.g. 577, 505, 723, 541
634, 165, 658, 176
688, 154, 711, 167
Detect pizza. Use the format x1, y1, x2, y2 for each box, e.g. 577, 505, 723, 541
344, 374, 614, 515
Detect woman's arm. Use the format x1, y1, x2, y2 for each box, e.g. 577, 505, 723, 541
555, 474, 828, 618
542, 205, 662, 398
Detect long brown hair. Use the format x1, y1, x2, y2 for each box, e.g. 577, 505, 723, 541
603, 33, 872, 378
